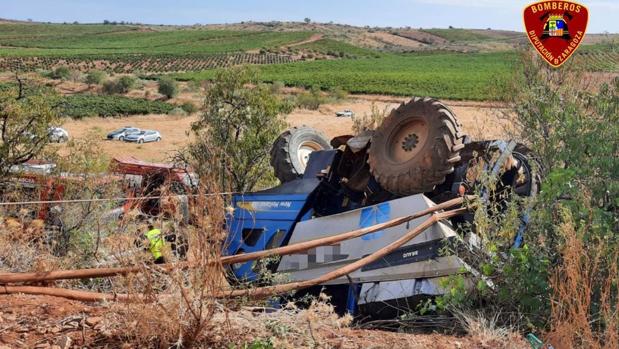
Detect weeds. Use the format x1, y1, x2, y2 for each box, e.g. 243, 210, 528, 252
546, 207, 618, 349
455, 310, 526, 349
352, 102, 388, 134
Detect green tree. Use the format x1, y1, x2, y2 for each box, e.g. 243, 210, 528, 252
187, 66, 291, 192
0, 82, 61, 180
158, 77, 179, 99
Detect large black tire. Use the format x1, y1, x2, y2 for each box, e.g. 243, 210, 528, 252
368, 97, 466, 195
504, 144, 541, 199
270, 126, 332, 182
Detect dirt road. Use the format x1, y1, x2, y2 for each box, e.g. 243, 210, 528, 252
59, 96, 511, 162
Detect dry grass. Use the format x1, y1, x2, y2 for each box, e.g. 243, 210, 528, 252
98, 180, 230, 347
546, 209, 619, 349
455, 310, 528, 349
103, 295, 352, 348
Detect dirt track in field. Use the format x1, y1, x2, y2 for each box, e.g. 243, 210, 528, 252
58, 96, 511, 163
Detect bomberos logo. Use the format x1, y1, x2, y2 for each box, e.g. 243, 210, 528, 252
523, 1, 589, 67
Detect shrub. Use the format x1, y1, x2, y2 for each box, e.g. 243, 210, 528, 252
102, 76, 137, 94
158, 77, 179, 99
168, 107, 188, 116
180, 102, 198, 114
270, 81, 285, 94
50, 66, 71, 80
295, 92, 323, 110
102, 80, 122, 94
295, 87, 327, 110
331, 86, 348, 100
437, 52, 619, 340
352, 102, 388, 134
117, 76, 137, 92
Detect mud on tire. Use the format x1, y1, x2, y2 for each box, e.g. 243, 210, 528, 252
270, 126, 332, 183
368, 97, 466, 195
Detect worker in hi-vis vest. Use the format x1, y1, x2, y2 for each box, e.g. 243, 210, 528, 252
145, 224, 165, 264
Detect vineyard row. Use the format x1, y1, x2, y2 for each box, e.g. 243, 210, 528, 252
0, 53, 302, 73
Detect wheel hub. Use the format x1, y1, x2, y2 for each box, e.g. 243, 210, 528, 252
386, 119, 428, 163
401, 133, 419, 152
297, 141, 322, 169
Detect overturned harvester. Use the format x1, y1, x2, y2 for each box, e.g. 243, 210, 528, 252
225, 97, 539, 317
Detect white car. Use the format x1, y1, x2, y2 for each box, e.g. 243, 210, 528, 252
336, 109, 354, 117
107, 127, 140, 141
48, 127, 69, 143
123, 130, 162, 144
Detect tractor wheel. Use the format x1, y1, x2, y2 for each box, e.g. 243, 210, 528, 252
368, 97, 466, 195
270, 126, 332, 183
506, 144, 541, 198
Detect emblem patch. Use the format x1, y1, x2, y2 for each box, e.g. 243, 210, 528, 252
523, 1, 588, 67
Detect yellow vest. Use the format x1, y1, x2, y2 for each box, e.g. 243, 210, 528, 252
145, 228, 164, 259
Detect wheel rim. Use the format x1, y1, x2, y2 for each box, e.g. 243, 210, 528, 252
386, 118, 429, 164
511, 152, 535, 197
297, 141, 322, 169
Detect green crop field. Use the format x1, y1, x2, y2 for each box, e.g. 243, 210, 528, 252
0, 53, 298, 74
0, 23, 313, 73
574, 42, 619, 72
60, 94, 175, 118
421, 28, 518, 42
173, 52, 517, 101
294, 38, 381, 58
0, 24, 312, 56
1, 23, 614, 101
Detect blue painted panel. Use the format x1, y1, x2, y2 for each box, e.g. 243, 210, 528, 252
359, 202, 391, 241
225, 192, 313, 280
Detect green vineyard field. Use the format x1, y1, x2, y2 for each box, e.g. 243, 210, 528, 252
60, 94, 175, 118
0, 53, 299, 73
173, 52, 517, 101
0, 24, 312, 56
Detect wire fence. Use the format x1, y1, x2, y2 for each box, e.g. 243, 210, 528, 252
0, 192, 237, 206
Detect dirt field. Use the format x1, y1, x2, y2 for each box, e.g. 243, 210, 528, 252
59, 96, 511, 162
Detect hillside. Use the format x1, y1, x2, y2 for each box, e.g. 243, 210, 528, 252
0, 21, 616, 100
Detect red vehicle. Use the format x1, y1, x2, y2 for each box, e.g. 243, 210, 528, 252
110, 157, 197, 219
7, 157, 196, 222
